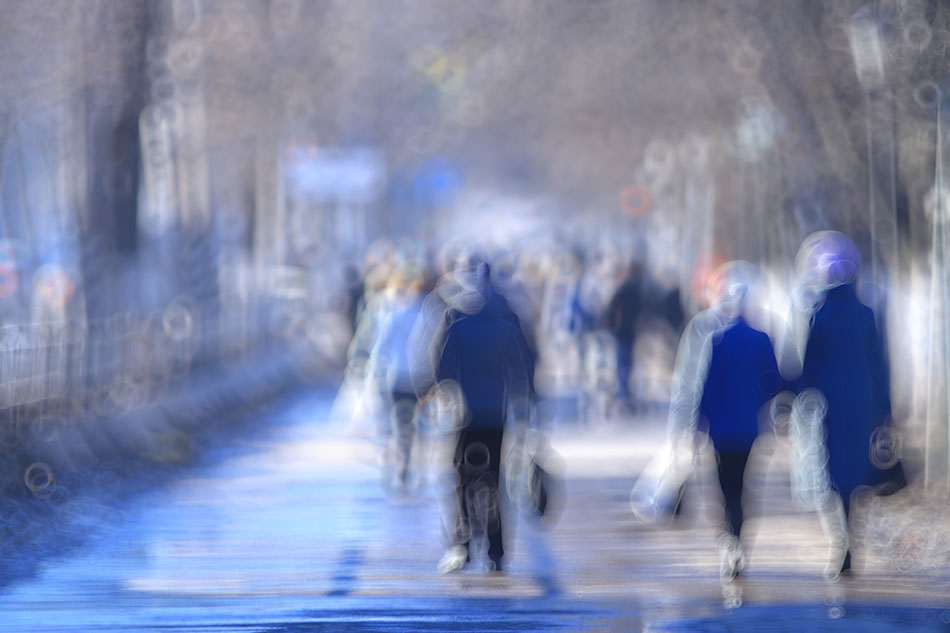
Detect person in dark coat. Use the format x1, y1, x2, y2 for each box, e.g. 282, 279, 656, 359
668, 261, 781, 581
605, 260, 645, 413
794, 231, 892, 577
432, 258, 533, 574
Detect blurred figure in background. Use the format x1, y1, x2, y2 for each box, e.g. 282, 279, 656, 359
370, 270, 425, 491
342, 263, 365, 337
651, 265, 686, 334
604, 259, 645, 415
667, 260, 782, 581
634, 264, 687, 416
350, 256, 396, 410
433, 251, 534, 574
334, 245, 395, 435
573, 249, 619, 422
790, 231, 894, 578
488, 249, 540, 375
569, 249, 603, 337
536, 249, 583, 403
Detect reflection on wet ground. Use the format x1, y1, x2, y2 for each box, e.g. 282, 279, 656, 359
0, 387, 947, 632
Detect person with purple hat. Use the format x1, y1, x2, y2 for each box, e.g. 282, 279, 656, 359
792, 231, 896, 579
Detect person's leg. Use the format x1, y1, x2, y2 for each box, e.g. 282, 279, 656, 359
438, 429, 472, 573
716, 451, 750, 580
825, 466, 854, 576
840, 486, 851, 519
817, 491, 850, 580
481, 428, 505, 569
441, 425, 506, 573
453, 429, 473, 547
839, 487, 853, 573
615, 338, 633, 407
376, 389, 395, 482
390, 391, 418, 487
458, 428, 503, 569
717, 452, 750, 538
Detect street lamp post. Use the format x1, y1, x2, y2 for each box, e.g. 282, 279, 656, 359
848, 5, 897, 311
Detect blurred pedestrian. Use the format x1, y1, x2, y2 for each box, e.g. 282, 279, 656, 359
667, 261, 782, 580
370, 271, 425, 491
792, 231, 895, 578
604, 259, 645, 415
433, 254, 534, 574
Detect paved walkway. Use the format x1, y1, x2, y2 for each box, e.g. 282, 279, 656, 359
0, 387, 948, 632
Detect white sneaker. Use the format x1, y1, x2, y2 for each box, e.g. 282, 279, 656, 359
437, 545, 468, 574
718, 535, 744, 582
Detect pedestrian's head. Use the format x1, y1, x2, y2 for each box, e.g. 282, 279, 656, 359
364, 266, 390, 299
386, 268, 422, 304
437, 236, 469, 275
364, 238, 395, 274
454, 243, 492, 292
623, 258, 644, 281
489, 249, 518, 289
796, 231, 861, 290
706, 260, 756, 318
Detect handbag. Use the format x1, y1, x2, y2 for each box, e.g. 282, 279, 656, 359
630, 439, 694, 526
870, 424, 907, 495
506, 428, 551, 517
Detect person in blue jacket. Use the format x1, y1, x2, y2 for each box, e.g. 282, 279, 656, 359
793, 231, 893, 577
370, 272, 425, 490
432, 255, 533, 574
668, 260, 782, 581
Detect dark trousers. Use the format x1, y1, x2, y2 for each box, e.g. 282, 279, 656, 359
717, 451, 750, 538
615, 337, 633, 400
390, 390, 418, 480
452, 427, 505, 563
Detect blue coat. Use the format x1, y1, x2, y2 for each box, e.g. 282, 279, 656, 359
800, 283, 891, 499
699, 317, 782, 452
436, 291, 533, 429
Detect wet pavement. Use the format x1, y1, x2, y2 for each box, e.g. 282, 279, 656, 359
1, 386, 949, 632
